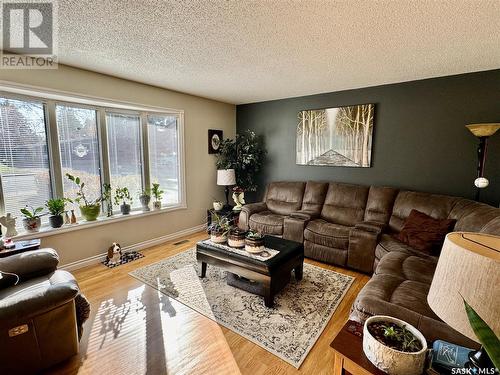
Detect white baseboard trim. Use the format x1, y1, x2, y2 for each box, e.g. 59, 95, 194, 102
60, 223, 206, 271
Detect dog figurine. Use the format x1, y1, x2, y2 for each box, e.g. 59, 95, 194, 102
106, 242, 122, 264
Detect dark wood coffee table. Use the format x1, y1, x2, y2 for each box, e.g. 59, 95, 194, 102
196, 236, 304, 307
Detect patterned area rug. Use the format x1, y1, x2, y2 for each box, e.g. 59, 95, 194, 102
129, 248, 354, 368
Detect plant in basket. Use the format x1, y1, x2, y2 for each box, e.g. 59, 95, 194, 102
227, 227, 247, 248
245, 230, 265, 253
207, 212, 231, 243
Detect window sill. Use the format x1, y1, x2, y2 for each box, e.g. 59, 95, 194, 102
12, 204, 187, 241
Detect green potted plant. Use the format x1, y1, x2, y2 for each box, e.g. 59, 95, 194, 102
245, 230, 265, 253
151, 183, 164, 210
115, 187, 133, 215
102, 183, 113, 217
20, 205, 44, 233
46, 198, 70, 228
66, 173, 103, 221
139, 189, 151, 212
363, 315, 427, 375
207, 212, 230, 243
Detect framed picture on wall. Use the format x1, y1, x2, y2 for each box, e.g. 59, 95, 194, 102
208, 129, 223, 154
296, 103, 375, 167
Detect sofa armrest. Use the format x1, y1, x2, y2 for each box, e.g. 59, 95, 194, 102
347, 223, 384, 273
289, 209, 319, 221
238, 202, 267, 231
0, 270, 79, 321
0, 249, 59, 283
283, 216, 309, 243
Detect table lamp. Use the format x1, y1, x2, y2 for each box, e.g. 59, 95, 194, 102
217, 169, 236, 209
427, 232, 500, 370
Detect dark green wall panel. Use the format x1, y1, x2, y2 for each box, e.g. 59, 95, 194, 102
236, 70, 500, 206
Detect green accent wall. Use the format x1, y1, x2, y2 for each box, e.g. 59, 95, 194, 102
237, 69, 500, 206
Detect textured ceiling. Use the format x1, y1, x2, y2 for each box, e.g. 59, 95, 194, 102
56, 0, 500, 104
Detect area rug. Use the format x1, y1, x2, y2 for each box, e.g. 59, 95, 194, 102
129, 248, 354, 368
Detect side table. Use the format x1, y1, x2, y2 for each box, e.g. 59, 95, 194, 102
331, 320, 387, 375
0, 239, 41, 258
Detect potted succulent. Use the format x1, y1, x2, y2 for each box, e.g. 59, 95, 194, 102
207, 212, 230, 243
66, 173, 104, 221
245, 230, 265, 253
139, 189, 151, 212
115, 187, 133, 215
152, 183, 164, 210
227, 227, 247, 248
20, 205, 44, 233
363, 315, 427, 375
46, 198, 70, 228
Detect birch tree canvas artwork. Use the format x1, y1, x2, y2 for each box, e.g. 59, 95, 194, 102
296, 104, 374, 167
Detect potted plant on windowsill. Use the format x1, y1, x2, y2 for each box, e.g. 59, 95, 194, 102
207, 212, 230, 243
139, 189, 151, 212
363, 315, 427, 375
152, 183, 164, 210
115, 187, 133, 215
20, 205, 44, 233
46, 198, 71, 228
66, 173, 104, 221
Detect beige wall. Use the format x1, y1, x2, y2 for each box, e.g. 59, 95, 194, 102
0, 65, 235, 265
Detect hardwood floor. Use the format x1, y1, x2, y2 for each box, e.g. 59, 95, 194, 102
46, 231, 369, 375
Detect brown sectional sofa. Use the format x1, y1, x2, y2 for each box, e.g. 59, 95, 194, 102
238, 180, 500, 347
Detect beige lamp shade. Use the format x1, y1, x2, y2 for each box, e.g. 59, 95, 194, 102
217, 169, 236, 186
427, 232, 500, 343
466, 123, 500, 137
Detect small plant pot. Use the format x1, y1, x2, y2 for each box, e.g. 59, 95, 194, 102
139, 195, 151, 211
210, 230, 227, 244
120, 203, 131, 215
80, 204, 101, 221
153, 201, 162, 210
245, 236, 265, 253
49, 214, 64, 228
213, 201, 223, 211
363, 315, 427, 375
228, 229, 246, 248
23, 217, 41, 233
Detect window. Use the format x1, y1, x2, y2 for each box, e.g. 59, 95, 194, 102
0, 97, 52, 221
148, 114, 179, 204
56, 104, 101, 214
106, 112, 143, 208
0, 88, 184, 231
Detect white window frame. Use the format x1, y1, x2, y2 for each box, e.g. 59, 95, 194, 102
0, 81, 186, 238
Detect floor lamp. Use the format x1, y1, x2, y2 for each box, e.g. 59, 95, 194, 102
466, 123, 500, 201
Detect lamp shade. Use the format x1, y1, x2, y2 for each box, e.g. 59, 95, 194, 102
427, 232, 500, 343
217, 169, 236, 186
466, 123, 500, 137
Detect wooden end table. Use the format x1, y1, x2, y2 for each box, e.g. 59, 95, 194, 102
330, 320, 387, 375
0, 239, 41, 258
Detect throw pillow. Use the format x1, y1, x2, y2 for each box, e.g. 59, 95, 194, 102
396, 209, 456, 255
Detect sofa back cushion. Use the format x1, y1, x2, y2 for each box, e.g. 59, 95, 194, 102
364, 186, 399, 224
321, 183, 369, 226
447, 199, 500, 234
301, 181, 329, 215
389, 191, 460, 233
265, 181, 306, 215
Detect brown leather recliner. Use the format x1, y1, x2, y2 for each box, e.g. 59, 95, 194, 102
0, 249, 90, 374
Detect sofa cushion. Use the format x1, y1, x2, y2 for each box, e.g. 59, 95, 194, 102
396, 209, 456, 255
301, 181, 329, 215
304, 219, 350, 249
265, 181, 305, 215
364, 186, 398, 224
389, 191, 460, 233
249, 210, 285, 235
375, 234, 428, 261
375, 251, 437, 285
320, 183, 369, 226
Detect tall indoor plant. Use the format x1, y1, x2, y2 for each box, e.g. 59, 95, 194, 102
215, 130, 266, 198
